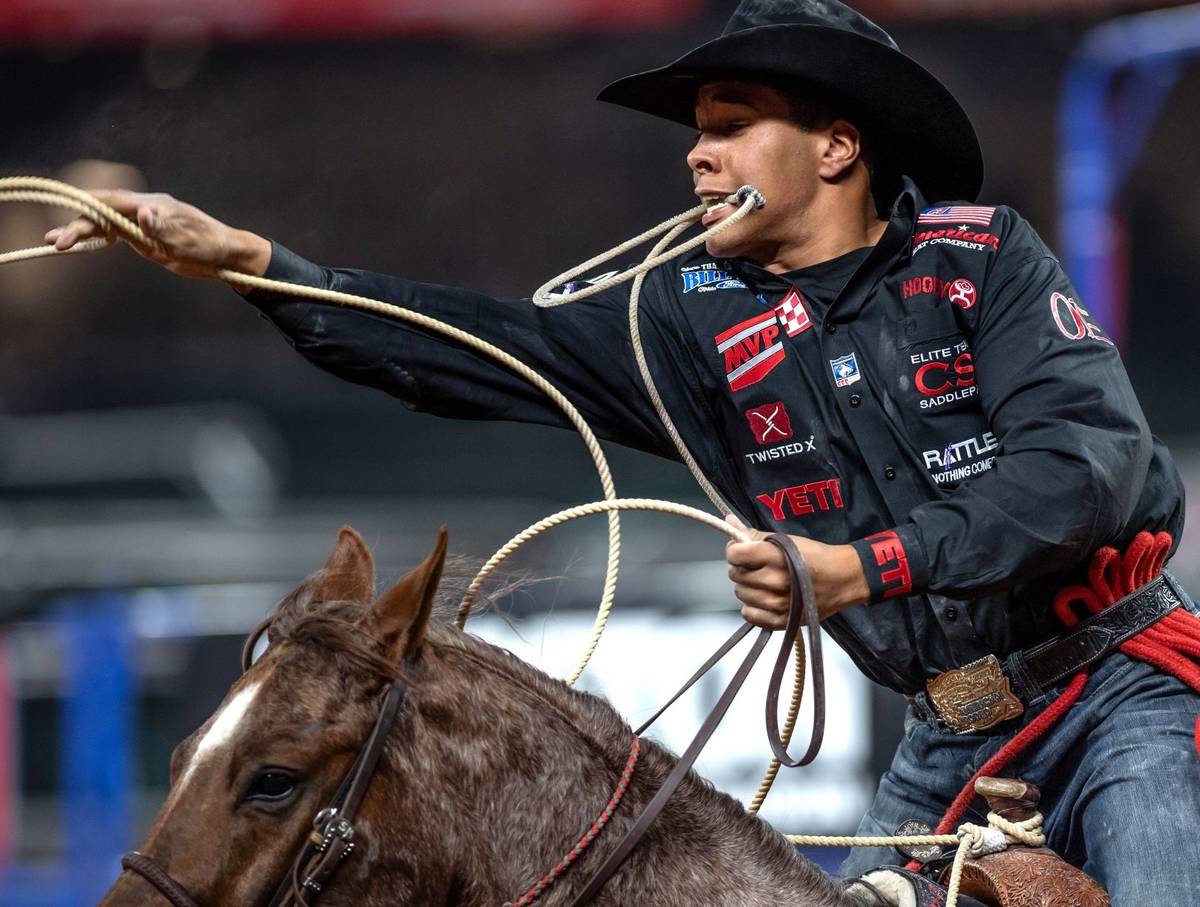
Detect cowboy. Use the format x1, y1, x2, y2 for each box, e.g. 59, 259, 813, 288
45, 1, 1199, 901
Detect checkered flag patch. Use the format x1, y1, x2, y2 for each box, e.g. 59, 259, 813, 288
774, 288, 812, 337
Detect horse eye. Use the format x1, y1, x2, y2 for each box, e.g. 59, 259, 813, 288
245, 770, 296, 802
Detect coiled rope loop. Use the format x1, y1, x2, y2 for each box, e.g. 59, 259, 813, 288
3, 179, 1006, 876
0, 177, 759, 692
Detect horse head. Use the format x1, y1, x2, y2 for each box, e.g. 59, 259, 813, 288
98, 524, 447, 906
100, 524, 857, 907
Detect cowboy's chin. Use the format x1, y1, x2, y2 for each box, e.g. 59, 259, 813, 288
704, 226, 754, 261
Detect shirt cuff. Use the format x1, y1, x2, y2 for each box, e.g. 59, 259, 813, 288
242, 240, 330, 305
851, 524, 930, 603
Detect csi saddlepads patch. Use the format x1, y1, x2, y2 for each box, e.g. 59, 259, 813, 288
909, 341, 975, 410
1050, 292, 1113, 345
902, 275, 977, 310
715, 312, 785, 392
918, 205, 997, 228
912, 227, 1000, 256
743, 401, 816, 464
923, 431, 998, 486
756, 478, 844, 521
680, 261, 748, 294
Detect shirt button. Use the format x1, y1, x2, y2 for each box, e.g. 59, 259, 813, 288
825, 322, 838, 334
884, 466, 897, 480
849, 394, 862, 408
944, 607, 959, 622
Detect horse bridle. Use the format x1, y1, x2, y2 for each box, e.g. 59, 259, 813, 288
120, 623, 415, 907
119, 534, 825, 907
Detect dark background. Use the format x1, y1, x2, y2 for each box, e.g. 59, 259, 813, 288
0, 0, 1197, 891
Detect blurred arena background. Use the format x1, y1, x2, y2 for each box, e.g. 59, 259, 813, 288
1, 0, 1199, 902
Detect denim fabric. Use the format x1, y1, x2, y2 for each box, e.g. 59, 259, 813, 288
838, 651, 1200, 904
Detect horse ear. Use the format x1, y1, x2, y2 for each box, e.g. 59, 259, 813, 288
313, 525, 376, 604
371, 527, 448, 662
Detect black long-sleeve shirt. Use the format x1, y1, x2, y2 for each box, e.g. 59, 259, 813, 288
245, 179, 1185, 694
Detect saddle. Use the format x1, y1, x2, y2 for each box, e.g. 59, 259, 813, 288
845, 777, 1110, 907
936, 778, 1110, 907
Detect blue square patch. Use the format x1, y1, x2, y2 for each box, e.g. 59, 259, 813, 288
830, 353, 861, 388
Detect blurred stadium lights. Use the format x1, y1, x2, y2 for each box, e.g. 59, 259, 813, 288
0, 0, 1197, 47
0, 0, 704, 45
1058, 2, 1200, 347
855, 0, 1198, 17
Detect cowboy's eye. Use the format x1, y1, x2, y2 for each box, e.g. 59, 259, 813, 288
245, 770, 296, 802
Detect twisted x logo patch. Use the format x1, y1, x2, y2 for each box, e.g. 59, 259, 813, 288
744, 402, 792, 445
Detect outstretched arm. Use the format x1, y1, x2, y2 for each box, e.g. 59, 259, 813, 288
45, 190, 678, 457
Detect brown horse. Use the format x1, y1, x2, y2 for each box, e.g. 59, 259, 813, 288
98, 526, 861, 906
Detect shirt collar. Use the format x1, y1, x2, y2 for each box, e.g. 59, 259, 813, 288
722, 177, 923, 315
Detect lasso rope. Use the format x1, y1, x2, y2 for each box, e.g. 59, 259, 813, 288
0, 176, 758, 689
530, 184, 806, 812
2, 178, 1050, 905
3, 176, 807, 808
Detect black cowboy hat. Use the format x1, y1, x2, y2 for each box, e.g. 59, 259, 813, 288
598, 0, 984, 204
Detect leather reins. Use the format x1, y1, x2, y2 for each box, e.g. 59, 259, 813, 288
566, 532, 825, 904
118, 533, 825, 907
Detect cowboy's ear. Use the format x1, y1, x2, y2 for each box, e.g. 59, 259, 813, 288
370, 527, 448, 662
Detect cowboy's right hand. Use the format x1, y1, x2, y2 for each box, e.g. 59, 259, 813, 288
44, 189, 271, 279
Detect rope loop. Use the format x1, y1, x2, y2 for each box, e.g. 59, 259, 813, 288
984, 810, 1045, 847
530, 186, 763, 306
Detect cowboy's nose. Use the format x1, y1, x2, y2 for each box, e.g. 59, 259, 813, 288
687, 139, 719, 174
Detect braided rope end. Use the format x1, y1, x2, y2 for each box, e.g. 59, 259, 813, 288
731, 185, 766, 209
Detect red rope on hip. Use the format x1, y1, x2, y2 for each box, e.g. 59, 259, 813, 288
907, 530, 1200, 871
506, 735, 641, 907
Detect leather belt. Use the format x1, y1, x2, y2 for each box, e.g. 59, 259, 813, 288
920, 570, 1188, 734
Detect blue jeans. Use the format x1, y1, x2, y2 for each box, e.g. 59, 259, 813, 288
839, 651, 1200, 905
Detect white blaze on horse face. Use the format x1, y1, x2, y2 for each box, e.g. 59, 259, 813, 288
177, 681, 263, 791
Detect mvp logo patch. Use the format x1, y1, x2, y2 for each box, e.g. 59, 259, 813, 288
715, 312, 784, 392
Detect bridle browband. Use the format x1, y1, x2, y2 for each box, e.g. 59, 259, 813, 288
121, 620, 413, 907
118, 533, 825, 906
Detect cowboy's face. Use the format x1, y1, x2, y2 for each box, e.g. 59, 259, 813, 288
689, 80, 835, 269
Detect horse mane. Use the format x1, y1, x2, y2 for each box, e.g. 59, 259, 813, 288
257, 557, 853, 906
263, 557, 629, 746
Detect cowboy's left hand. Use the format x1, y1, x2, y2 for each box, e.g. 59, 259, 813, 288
725, 514, 869, 630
